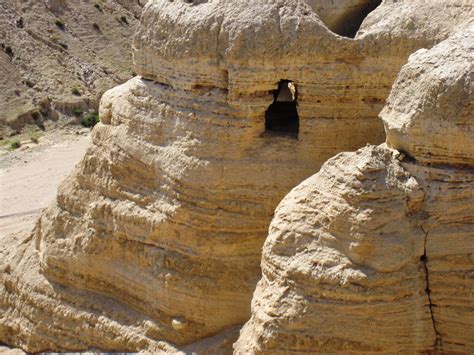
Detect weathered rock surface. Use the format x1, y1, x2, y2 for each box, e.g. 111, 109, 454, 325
235, 24, 473, 354
306, 0, 382, 37
382, 26, 474, 167
1, 0, 473, 352
0, 0, 143, 136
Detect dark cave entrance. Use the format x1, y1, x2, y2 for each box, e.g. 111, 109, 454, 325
332, 0, 382, 38
265, 80, 299, 137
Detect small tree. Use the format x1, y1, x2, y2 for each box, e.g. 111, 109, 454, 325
81, 112, 100, 128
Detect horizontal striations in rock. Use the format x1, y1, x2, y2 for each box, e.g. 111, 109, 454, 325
234, 145, 435, 353
236, 22, 473, 354
1, 0, 473, 353
385, 26, 474, 352
403, 162, 474, 353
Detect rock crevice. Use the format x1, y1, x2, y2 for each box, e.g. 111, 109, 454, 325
420, 225, 443, 352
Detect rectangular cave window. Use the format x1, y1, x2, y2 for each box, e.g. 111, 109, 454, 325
265, 80, 299, 137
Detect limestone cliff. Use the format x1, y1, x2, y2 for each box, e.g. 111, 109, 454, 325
1, 0, 472, 352
235, 24, 473, 354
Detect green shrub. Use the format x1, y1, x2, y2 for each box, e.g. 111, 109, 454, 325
9, 140, 21, 150
55, 19, 65, 29
81, 112, 100, 128
73, 107, 83, 116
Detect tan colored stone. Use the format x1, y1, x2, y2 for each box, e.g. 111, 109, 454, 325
306, 0, 382, 37
235, 24, 473, 354
382, 25, 474, 167
1, 0, 473, 352
235, 144, 435, 353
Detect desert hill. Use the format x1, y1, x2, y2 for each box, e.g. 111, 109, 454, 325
0, 0, 146, 137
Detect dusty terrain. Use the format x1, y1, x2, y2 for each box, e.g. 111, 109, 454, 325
0, 128, 90, 237
0, 0, 145, 136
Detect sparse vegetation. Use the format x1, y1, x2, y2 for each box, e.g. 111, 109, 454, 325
9, 140, 21, 150
81, 111, 100, 128
16, 17, 24, 28
73, 108, 83, 116
71, 87, 81, 96
55, 19, 65, 29
30, 134, 39, 144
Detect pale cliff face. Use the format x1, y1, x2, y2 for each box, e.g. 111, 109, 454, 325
235, 25, 474, 354
0, 0, 473, 353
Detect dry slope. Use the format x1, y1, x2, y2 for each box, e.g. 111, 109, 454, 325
0, 0, 145, 136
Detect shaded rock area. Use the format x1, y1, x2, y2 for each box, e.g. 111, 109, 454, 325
0, 0, 144, 136
306, 0, 382, 37
0, 0, 473, 353
235, 24, 473, 354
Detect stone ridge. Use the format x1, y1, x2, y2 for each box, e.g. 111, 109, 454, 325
235, 145, 435, 353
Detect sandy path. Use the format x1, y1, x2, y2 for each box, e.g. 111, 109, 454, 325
0, 133, 90, 238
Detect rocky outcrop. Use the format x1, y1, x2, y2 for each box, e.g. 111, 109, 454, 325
0, 0, 143, 136
235, 24, 473, 354
1, 0, 473, 352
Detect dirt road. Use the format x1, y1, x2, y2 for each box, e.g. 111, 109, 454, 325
0, 131, 90, 238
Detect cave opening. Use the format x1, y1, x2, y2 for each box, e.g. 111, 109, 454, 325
265, 80, 299, 137
332, 0, 382, 38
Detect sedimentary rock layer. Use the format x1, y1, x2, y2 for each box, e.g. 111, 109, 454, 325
1, 0, 473, 352
235, 145, 435, 353
235, 24, 473, 354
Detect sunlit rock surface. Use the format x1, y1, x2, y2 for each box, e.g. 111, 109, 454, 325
1, 0, 472, 352
235, 24, 474, 354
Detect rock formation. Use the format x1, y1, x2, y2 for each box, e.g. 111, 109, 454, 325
306, 0, 382, 37
0, 0, 144, 136
1, 0, 473, 352
235, 24, 473, 354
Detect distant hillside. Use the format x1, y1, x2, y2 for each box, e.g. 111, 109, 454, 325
0, 0, 146, 136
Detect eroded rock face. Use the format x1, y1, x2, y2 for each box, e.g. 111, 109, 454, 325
235, 25, 473, 354
235, 145, 435, 353
382, 27, 474, 167
1, 0, 473, 352
305, 0, 382, 37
